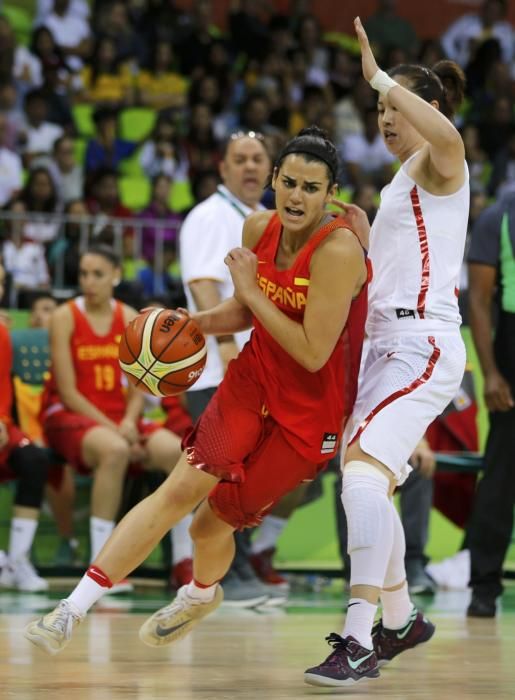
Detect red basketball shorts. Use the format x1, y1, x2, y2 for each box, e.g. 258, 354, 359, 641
182, 358, 326, 530
43, 410, 161, 475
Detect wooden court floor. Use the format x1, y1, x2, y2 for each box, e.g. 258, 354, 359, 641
1, 586, 515, 699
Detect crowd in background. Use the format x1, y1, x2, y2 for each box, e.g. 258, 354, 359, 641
0, 0, 513, 308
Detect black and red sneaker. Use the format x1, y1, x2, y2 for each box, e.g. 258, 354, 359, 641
304, 634, 380, 687
372, 608, 435, 667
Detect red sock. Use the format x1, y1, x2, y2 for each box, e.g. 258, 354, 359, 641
87, 565, 113, 588
193, 577, 219, 589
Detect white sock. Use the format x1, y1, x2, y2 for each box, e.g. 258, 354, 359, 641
342, 598, 377, 649
89, 517, 115, 562
186, 579, 218, 602
8, 517, 38, 561
381, 582, 414, 629
68, 566, 113, 615
251, 515, 288, 554
171, 513, 194, 564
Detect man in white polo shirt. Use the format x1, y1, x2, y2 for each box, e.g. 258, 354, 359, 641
179, 131, 272, 606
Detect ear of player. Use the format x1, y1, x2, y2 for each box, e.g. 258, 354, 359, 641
119, 308, 207, 397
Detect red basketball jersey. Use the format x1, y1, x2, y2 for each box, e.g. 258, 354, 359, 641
245, 212, 370, 462
42, 297, 127, 421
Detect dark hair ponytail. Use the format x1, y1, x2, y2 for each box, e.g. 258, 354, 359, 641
388, 60, 466, 120
275, 125, 339, 188
432, 60, 466, 119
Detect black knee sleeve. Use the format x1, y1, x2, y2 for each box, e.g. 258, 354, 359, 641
9, 444, 50, 509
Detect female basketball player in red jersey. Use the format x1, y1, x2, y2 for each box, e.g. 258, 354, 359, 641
304, 18, 468, 687
26, 126, 370, 655
39, 246, 183, 589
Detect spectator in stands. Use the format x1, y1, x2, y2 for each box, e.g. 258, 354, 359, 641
178, 0, 220, 76
2, 200, 51, 302
0, 261, 53, 592
442, 0, 513, 68
0, 82, 23, 151
364, 0, 419, 60
84, 106, 137, 174
0, 113, 23, 208
37, 66, 74, 132
478, 95, 513, 162
37, 0, 92, 71
462, 124, 490, 194
190, 168, 220, 206
29, 26, 73, 92
341, 106, 396, 190
78, 37, 134, 107
47, 198, 90, 288
229, 0, 271, 63
488, 126, 515, 198
239, 91, 281, 137
189, 74, 234, 141
139, 116, 188, 181
465, 191, 515, 617
19, 88, 63, 165
93, 1, 141, 65
295, 13, 330, 85
184, 102, 221, 178
333, 76, 375, 144
0, 16, 43, 92
138, 174, 183, 264
86, 167, 133, 243
36, 0, 90, 24
18, 166, 60, 243
136, 41, 189, 112
34, 135, 84, 205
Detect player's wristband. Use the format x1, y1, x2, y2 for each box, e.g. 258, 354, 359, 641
369, 69, 397, 96
216, 335, 235, 345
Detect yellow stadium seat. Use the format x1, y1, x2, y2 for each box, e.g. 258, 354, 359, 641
119, 108, 156, 142
73, 137, 87, 166
169, 180, 194, 213
3, 4, 32, 45
119, 175, 151, 210
72, 104, 95, 138
118, 148, 144, 177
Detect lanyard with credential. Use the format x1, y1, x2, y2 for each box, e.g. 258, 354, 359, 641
216, 186, 249, 220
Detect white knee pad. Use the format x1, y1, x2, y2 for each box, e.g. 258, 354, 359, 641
341, 461, 393, 588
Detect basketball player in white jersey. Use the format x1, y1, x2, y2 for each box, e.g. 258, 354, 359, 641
305, 17, 469, 687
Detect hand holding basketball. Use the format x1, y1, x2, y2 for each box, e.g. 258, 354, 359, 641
119, 308, 207, 397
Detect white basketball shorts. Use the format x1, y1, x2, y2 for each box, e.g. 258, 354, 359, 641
343, 331, 466, 484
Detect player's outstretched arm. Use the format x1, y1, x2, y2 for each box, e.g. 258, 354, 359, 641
355, 16, 464, 181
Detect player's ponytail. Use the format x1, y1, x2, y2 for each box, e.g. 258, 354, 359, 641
432, 60, 466, 120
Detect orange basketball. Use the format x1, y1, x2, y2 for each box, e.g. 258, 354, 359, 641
119, 308, 207, 396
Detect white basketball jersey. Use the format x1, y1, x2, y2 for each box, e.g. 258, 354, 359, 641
366, 153, 469, 337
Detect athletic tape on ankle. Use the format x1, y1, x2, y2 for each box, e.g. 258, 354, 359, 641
370, 69, 398, 96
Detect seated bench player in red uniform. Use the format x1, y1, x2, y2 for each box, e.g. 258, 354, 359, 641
25, 126, 371, 654
0, 263, 55, 592
39, 245, 184, 591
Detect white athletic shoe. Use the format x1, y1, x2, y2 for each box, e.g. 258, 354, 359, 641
425, 549, 470, 591
0, 555, 49, 592
139, 584, 224, 647
24, 599, 83, 655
